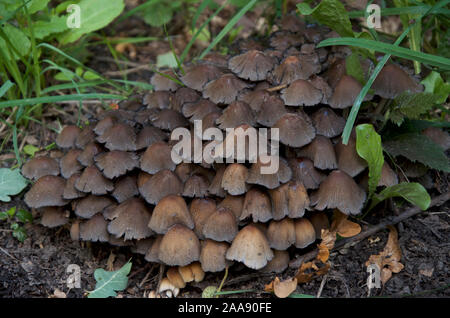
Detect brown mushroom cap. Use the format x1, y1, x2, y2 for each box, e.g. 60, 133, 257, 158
96, 123, 137, 151
167, 267, 186, 289
311, 107, 346, 138
309, 212, 330, 239
281, 79, 322, 106
286, 181, 310, 218
246, 155, 292, 189
132, 238, 155, 255
228, 50, 275, 81
201, 52, 229, 68
22, 156, 59, 180
207, 165, 226, 198
77, 143, 103, 167
274, 112, 316, 147
216, 101, 255, 129
289, 158, 326, 189
225, 224, 274, 270
221, 163, 248, 195
79, 213, 110, 242
112, 175, 139, 203
158, 224, 201, 266
172, 86, 202, 112
149, 195, 193, 234
143, 90, 173, 109
256, 95, 287, 127
150, 70, 179, 92
200, 240, 231, 272
178, 262, 205, 283
260, 250, 290, 273
335, 133, 367, 177
372, 64, 420, 99
294, 218, 316, 248
144, 235, 163, 263
140, 141, 175, 174
183, 173, 210, 198
241, 187, 273, 223
75, 126, 96, 149
203, 74, 250, 104
40, 206, 69, 228
135, 125, 167, 150
95, 150, 139, 179
202, 207, 238, 242
73, 195, 114, 219
296, 136, 337, 170
239, 89, 271, 112
329, 75, 364, 109
56, 125, 81, 148
107, 198, 153, 240
93, 116, 116, 136
24, 176, 67, 208
190, 198, 216, 239
149, 109, 189, 131
75, 166, 114, 195
182, 99, 221, 122
269, 32, 302, 51
379, 161, 398, 187
181, 64, 223, 91
217, 194, 244, 221
311, 170, 366, 215
139, 169, 183, 205
272, 55, 320, 85
63, 173, 85, 200
266, 218, 296, 250
60, 149, 83, 179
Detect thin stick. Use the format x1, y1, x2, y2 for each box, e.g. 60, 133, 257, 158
289, 192, 450, 268
266, 84, 287, 92
316, 274, 328, 298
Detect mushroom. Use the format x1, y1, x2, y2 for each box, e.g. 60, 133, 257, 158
150, 70, 179, 92
149, 109, 189, 131
182, 99, 221, 122
96, 123, 137, 151
217, 194, 244, 221
260, 250, 290, 273
24, 175, 67, 208
202, 207, 238, 242
203, 74, 250, 104
178, 262, 205, 283
294, 218, 316, 248
221, 163, 248, 195
73, 195, 114, 219
158, 224, 201, 266
225, 224, 274, 270
63, 173, 85, 200
190, 198, 216, 239
79, 213, 110, 242
372, 64, 420, 99
273, 112, 316, 147
95, 151, 139, 179
171, 87, 201, 112
143, 91, 173, 109
289, 158, 326, 189
240, 187, 273, 223
22, 156, 59, 180
60, 149, 83, 179
216, 101, 255, 129
311, 170, 366, 215
269, 32, 302, 51
311, 107, 345, 138
272, 55, 320, 85
256, 95, 287, 127
329, 75, 364, 109
309, 212, 330, 239
93, 116, 117, 136
207, 165, 226, 197
112, 175, 139, 203
145, 235, 163, 263
200, 240, 231, 272
139, 169, 183, 205
266, 218, 296, 250
228, 50, 275, 81
77, 143, 103, 167
40, 207, 69, 228
56, 125, 81, 148
166, 267, 186, 289
140, 142, 175, 174
335, 133, 367, 177
247, 155, 292, 189
183, 173, 210, 198
75, 126, 96, 149
296, 136, 337, 170
148, 195, 194, 234
75, 166, 114, 195
280, 79, 322, 106
135, 126, 167, 150
181, 64, 223, 91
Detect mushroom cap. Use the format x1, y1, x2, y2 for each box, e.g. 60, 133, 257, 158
190, 198, 216, 239
272, 55, 320, 85
379, 161, 398, 188
75, 166, 114, 195
40, 206, 69, 228
281, 79, 322, 106
112, 175, 139, 203
225, 224, 274, 270
202, 207, 238, 242
260, 250, 290, 273
201, 52, 229, 68
329, 75, 364, 109
178, 262, 205, 283
132, 238, 155, 255
294, 218, 316, 248
266, 218, 296, 250
96, 123, 137, 151
203, 74, 250, 104
311, 107, 345, 138
200, 240, 231, 272
181, 64, 223, 91
296, 136, 337, 170
286, 181, 310, 218
95, 150, 139, 179
217, 194, 244, 221
73, 195, 114, 219
149, 195, 193, 234
221, 163, 248, 195
140, 142, 175, 174
93, 116, 116, 136
239, 89, 271, 112
77, 143, 103, 167
79, 213, 110, 242
228, 50, 275, 81
56, 125, 81, 148
372, 64, 420, 99
63, 173, 85, 200
173, 86, 204, 110
309, 212, 330, 239
207, 165, 226, 198
24, 175, 67, 208
107, 198, 153, 240
241, 187, 273, 223
22, 156, 59, 180
150, 70, 179, 92
216, 101, 255, 129
335, 133, 367, 177
167, 267, 186, 289
183, 173, 210, 198
139, 169, 183, 205
144, 235, 163, 263
289, 158, 326, 189
158, 224, 201, 266
60, 149, 83, 179
311, 170, 366, 215
150, 109, 189, 131
309, 75, 332, 104
273, 112, 316, 147
256, 95, 287, 127
182, 99, 221, 122
247, 155, 292, 189
143, 90, 173, 109
269, 32, 302, 51
323, 58, 346, 89
135, 125, 167, 150
75, 126, 96, 149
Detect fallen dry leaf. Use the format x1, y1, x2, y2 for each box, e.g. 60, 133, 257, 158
331, 210, 361, 238
317, 242, 330, 263
50, 289, 66, 298
115, 42, 137, 59
365, 226, 404, 285
265, 277, 297, 298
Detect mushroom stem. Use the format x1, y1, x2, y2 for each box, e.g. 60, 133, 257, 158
156, 264, 166, 293
216, 266, 229, 298
266, 84, 288, 92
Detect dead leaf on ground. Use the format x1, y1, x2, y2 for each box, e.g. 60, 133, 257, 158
265, 277, 297, 298
50, 289, 67, 298
365, 225, 404, 285
331, 210, 361, 238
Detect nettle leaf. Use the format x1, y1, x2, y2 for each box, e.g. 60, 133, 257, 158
356, 124, 384, 199
0, 23, 31, 60
88, 261, 132, 298
389, 92, 440, 126
59, 0, 125, 44
16, 209, 33, 223
0, 168, 28, 202
11, 223, 27, 242
139, 2, 173, 27
383, 133, 450, 172
27, 0, 51, 14
369, 182, 430, 211
297, 0, 354, 37
421, 71, 450, 104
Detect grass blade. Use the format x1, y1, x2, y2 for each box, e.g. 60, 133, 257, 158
192, 0, 213, 30
0, 80, 15, 98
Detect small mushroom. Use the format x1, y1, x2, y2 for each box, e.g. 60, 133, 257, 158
73, 195, 114, 219
372, 64, 420, 99
228, 50, 275, 81
247, 155, 292, 189
281, 79, 322, 106
335, 133, 367, 177
241, 187, 273, 223
200, 240, 231, 272
158, 224, 201, 266
183, 174, 210, 198
256, 95, 287, 127
181, 64, 223, 91
272, 55, 320, 85
56, 125, 81, 148
22, 156, 59, 180
329, 75, 365, 109
112, 175, 139, 203
151, 70, 179, 92
77, 143, 103, 167
266, 218, 296, 250
40, 207, 69, 228
95, 151, 139, 179
296, 136, 337, 170
24, 176, 67, 208
75, 126, 96, 149
96, 123, 137, 151
135, 126, 167, 150
75, 166, 114, 195
289, 158, 326, 189
143, 91, 173, 109
150, 109, 189, 131
203, 74, 250, 104
273, 112, 316, 147
217, 194, 244, 221
190, 198, 216, 239
60, 149, 83, 179
166, 267, 186, 289
294, 218, 316, 248
202, 207, 238, 242
182, 99, 221, 122
260, 250, 290, 273
149, 195, 193, 234
311, 107, 345, 138
221, 163, 248, 195
309, 212, 330, 239
216, 101, 255, 129
63, 173, 85, 200
139, 169, 183, 205
79, 213, 110, 242
140, 142, 175, 174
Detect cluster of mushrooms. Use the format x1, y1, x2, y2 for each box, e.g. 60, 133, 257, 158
21, 15, 449, 291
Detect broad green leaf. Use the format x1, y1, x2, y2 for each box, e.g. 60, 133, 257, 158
23, 144, 40, 157
27, 0, 51, 14
389, 92, 440, 126
0, 23, 31, 60
59, 0, 125, 44
0, 169, 28, 202
297, 0, 354, 37
356, 124, 384, 199
0, 207, 16, 220
30, 15, 68, 39
369, 182, 430, 211
345, 53, 366, 84
383, 133, 450, 172
11, 223, 27, 242
88, 261, 132, 298
0, 80, 14, 98
421, 71, 450, 104
156, 51, 178, 68
83, 70, 101, 80
138, 3, 173, 27
16, 209, 33, 223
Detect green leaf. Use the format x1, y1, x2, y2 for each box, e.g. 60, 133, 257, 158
356, 124, 384, 199
11, 223, 27, 242
23, 144, 40, 157
383, 133, 450, 172
16, 209, 33, 223
0, 80, 14, 98
288, 293, 315, 298
389, 92, 441, 126
88, 261, 132, 298
345, 53, 366, 84
156, 51, 178, 68
369, 182, 430, 211
0, 168, 28, 202
421, 71, 450, 104
0, 23, 31, 60
138, 2, 173, 27
0, 207, 16, 220
27, 0, 51, 14
30, 15, 68, 39
59, 0, 125, 44
297, 0, 354, 37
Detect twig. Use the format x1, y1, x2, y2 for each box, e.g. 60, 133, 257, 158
266, 84, 287, 92
316, 274, 328, 298
104, 65, 151, 76
0, 247, 18, 261
289, 191, 450, 268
